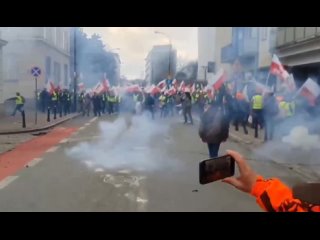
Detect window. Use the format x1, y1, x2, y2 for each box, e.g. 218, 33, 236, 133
64, 64, 68, 87
43, 27, 47, 39
53, 27, 57, 46
53, 61, 61, 85
45, 56, 51, 83
261, 27, 268, 41
251, 27, 258, 38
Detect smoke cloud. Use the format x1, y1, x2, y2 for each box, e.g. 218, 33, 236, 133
66, 115, 181, 172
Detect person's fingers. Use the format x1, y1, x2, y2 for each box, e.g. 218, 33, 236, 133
226, 150, 250, 173
222, 177, 242, 189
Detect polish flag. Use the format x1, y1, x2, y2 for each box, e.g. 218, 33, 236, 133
210, 69, 227, 90
179, 81, 186, 92
157, 79, 166, 90
93, 82, 104, 94
78, 82, 85, 91
102, 73, 110, 92
46, 80, 55, 94
286, 74, 296, 92
167, 86, 177, 96
297, 78, 320, 106
147, 85, 161, 95
126, 84, 141, 93
270, 54, 289, 81
172, 79, 178, 89
190, 83, 196, 93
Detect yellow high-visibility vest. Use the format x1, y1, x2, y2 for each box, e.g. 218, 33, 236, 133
252, 95, 263, 110
108, 96, 116, 103
52, 92, 58, 101
16, 96, 23, 105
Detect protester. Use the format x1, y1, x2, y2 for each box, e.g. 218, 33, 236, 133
11, 92, 25, 116
199, 91, 229, 158
181, 92, 193, 125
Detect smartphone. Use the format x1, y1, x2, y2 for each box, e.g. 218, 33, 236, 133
199, 155, 235, 184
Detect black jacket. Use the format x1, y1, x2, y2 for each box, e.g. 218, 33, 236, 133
199, 104, 229, 144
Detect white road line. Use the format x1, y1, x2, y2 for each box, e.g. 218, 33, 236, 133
26, 158, 43, 167
85, 123, 91, 126
0, 176, 19, 190
79, 126, 85, 131
59, 139, 68, 144
89, 117, 98, 123
46, 146, 59, 153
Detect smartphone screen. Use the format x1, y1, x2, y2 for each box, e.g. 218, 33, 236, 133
199, 155, 235, 184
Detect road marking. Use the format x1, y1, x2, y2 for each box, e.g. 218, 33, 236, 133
118, 169, 131, 174
0, 176, 19, 190
26, 158, 43, 167
95, 168, 104, 172
79, 126, 85, 131
59, 139, 68, 144
89, 117, 98, 123
46, 146, 59, 153
85, 123, 91, 126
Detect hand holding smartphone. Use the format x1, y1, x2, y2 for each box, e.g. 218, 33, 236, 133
199, 155, 235, 184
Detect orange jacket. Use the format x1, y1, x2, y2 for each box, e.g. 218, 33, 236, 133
251, 176, 320, 212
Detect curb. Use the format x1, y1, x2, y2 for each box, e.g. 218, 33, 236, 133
0, 113, 81, 135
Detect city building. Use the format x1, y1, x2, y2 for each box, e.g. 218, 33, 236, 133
145, 44, 177, 85
274, 27, 320, 84
113, 53, 121, 86
0, 27, 71, 101
0, 31, 7, 105
197, 27, 216, 81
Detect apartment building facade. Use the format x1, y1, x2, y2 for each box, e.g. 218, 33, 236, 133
0, 31, 7, 105
0, 27, 71, 101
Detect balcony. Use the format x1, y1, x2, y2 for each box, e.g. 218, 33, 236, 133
238, 37, 258, 57
221, 44, 237, 63
276, 27, 320, 48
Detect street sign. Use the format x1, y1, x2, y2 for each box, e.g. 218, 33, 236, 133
31, 66, 41, 77
31, 66, 41, 125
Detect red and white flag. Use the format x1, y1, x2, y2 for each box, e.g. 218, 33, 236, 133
78, 82, 85, 91
157, 79, 166, 90
46, 80, 55, 94
167, 86, 177, 96
126, 84, 141, 93
286, 74, 296, 92
210, 69, 227, 90
270, 54, 289, 81
102, 73, 110, 92
297, 78, 320, 105
93, 82, 104, 94
190, 83, 196, 93
179, 81, 186, 92
172, 79, 179, 89
147, 85, 161, 95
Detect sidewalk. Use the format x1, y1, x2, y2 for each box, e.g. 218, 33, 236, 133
0, 111, 80, 134
229, 125, 320, 182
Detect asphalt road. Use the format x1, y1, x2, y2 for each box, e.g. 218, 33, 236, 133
0, 112, 310, 212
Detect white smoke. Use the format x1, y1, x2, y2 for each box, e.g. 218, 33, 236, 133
253, 113, 320, 165
282, 126, 320, 151
66, 115, 180, 172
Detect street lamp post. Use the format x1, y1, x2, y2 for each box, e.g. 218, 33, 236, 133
73, 27, 77, 113
109, 48, 120, 85
154, 31, 172, 81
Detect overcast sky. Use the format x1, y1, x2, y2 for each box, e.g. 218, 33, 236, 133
82, 27, 198, 80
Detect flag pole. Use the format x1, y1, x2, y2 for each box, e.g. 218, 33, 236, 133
265, 71, 271, 87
